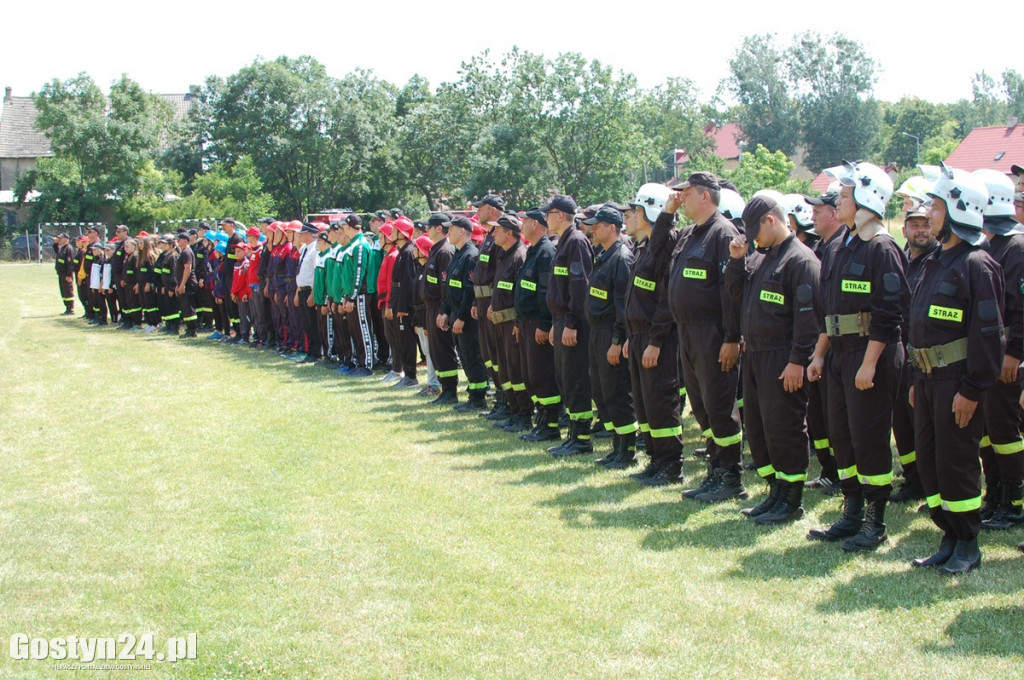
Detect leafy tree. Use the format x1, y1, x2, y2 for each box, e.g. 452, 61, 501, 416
636, 77, 714, 185
720, 144, 809, 199
1003, 69, 1024, 120
877, 98, 949, 168
726, 34, 801, 156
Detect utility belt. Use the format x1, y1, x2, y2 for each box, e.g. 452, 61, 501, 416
491, 307, 518, 324
474, 285, 493, 298
824, 311, 871, 338
906, 338, 968, 375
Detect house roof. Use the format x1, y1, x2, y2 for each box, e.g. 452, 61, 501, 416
809, 172, 832, 193
0, 96, 54, 159
675, 122, 745, 164
944, 124, 1024, 174
157, 93, 195, 123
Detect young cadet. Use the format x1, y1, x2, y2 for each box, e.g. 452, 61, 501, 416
442, 216, 489, 411
725, 193, 821, 524
175, 232, 199, 338
909, 165, 1002, 574
54, 233, 76, 315
423, 214, 459, 403
120, 238, 141, 329
340, 214, 377, 375
387, 218, 421, 388
972, 169, 1024, 530
544, 194, 595, 457
220, 218, 244, 339
472, 195, 507, 417
109, 225, 129, 323
584, 206, 637, 468
657, 172, 745, 501
487, 213, 531, 431
806, 161, 908, 552
313, 230, 333, 360
515, 208, 562, 442
377, 223, 401, 381
194, 223, 214, 331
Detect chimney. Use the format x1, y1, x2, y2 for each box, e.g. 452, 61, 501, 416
4, 87, 11, 103
1008, 117, 1019, 129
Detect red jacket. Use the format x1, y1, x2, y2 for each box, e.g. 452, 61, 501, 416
377, 246, 397, 309
231, 257, 251, 299
246, 245, 263, 287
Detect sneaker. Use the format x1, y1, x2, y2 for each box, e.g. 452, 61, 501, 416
349, 367, 373, 377
380, 370, 401, 382
805, 476, 841, 496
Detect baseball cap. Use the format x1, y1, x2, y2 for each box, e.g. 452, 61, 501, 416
671, 171, 720, 191
473, 194, 505, 211
539, 194, 578, 215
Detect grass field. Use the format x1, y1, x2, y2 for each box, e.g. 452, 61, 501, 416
0, 263, 1021, 680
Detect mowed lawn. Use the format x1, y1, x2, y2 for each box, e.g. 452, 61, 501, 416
1, 263, 1022, 680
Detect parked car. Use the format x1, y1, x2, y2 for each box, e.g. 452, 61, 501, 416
9, 234, 56, 261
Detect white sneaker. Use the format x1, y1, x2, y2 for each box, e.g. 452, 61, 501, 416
380, 370, 400, 382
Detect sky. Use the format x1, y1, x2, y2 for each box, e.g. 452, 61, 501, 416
2, 0, 1018, 108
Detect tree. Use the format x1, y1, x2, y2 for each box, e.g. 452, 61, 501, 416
787, 32, 881, 171
726, 34, 801, 156
1003, 69, 1024, 120
877, 98, 949, 168
720, 145, 809, 199
636, 77, 714, 185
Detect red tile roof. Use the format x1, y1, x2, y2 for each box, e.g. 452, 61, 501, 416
944, 125, 1024, 173
676, 122, 745, 164
810, 172, 832, 193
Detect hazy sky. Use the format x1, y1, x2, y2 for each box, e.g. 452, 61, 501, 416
3, 0, 1017, 107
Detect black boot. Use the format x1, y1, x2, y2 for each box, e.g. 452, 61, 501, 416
741, 478, 780, 518
454, 391, 486, 412
547, 421, 577, 455
682, 464, 716, 500
841, 499, 888, 552
551, 420, 593, 457
890, 465, 925, 503
807, 492, 864, 542
502, 414, 532, 433
431, 389, 458, 406
638, 461, 683, 486
981, 482, 1024, 530
694, 467, 748, 503
938, 537, 981, 575
522, 407, 561, 442
480, 391, 507, 419
605, 432, 638, 469
595, 434, 620, 466
755, 480, 805, 525
911, 534, 956, 568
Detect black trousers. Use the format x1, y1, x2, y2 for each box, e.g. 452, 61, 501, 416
678, 323, 742, 471
298, 288, 321, 358
494, 318, 532, 416
827, 340, 901, 502
628, 331, 681, 465
980, 378, 1024, 486
552, 317, 592, 421
59, 276, 75, 311
892, 357, 919, 477
744, 348, 809, 481
384, 309, 402, 375
77, 281, 91, 317
915, 369, 983, 540
427, 304, 458, 391
477, 297, 500, 386
589, 322, 635, 433
395, 314, 418, 380
224, 278, 240, 334
370, 302, 390, 367
519, 318, 560, 420
178, 285, 197, 329
346, 294, 376, 368
455, 318, 488, 395
197, 286, 215, 327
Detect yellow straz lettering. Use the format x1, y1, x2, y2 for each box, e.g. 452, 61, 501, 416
682, 267, 707, 280
590, 287, 608, 299
553, 266, 569, 276
448, 279, 463, 288
497, 280, 514, 290
478, 254, 490, 263
633, 276, 656, 291
760, 290, 785, 305
426, 275, 438, 284
841, 280, 870, 293
520, 280, 537, 291
928, 305, 963, 322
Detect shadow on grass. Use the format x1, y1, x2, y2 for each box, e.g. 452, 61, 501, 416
730, 541, 857, 579
920, 604, 1024, 658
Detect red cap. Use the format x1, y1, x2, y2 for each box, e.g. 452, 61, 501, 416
394, 216, 414, 241
137, 230, 149, 237
246, 227, 262, 238
380, 222, 395, 241
287, 219, 303, 232
415, 235, 434, 258
233, 241, 250, 250
471, 223, 487, 244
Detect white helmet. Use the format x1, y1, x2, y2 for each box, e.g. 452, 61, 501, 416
927, 162, 988, 244
718, 188, 746, 223
895, 175, 933, 205
972, 169, 1022, 235
825, 161, 893, 218
630, 183, 671, 223
783, 193, 814, 230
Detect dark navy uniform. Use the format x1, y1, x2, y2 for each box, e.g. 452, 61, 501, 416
515, 235, 560, 431
423, 238, 458, 394
444, 240, 488, 401
491, 239, 530, 424
547, 224, 594, 428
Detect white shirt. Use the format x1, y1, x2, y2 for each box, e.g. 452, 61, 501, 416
296, 241, 317, 288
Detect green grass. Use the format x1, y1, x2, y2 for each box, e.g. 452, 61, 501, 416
1, 263, 1022, 680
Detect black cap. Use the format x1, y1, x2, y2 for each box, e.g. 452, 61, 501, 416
581, 204, 601, 219
523, 207, 548, 227
496, 213, 522, 233
85, 225, 98, 234
160, 235, 175, 244
539, 194, 578, 215
806, 192, 839, 207
449, 216, 474, 231
413, 220, 427, 232
373, 210, 388, 221
719, 179, 740, 193
583, 206, 623, 227
300, 222, 320, 234
602, 201, 630, 213
317, 231, 330, 242
328, 223, 340, 231
389, 208, 404, 218
175, 231, 190, 241
56, 232, 69, 239
1011, 164, 1024, 177
219, 217, 236, 226
115, 224, 129, 232
428, 212, 453, 227
671, 171, 720, 191
198, 222, 210, 230
187, 229, 197, 236
741, 195, 780, 231
344, 214, 362, 228
473, 194, 506, 211
258, 217, 274, 225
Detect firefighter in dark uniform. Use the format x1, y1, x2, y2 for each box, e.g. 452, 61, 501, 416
54, 233, 76, 315
110, 225, 129, 326
423, 214, 459, 404
806, 161, 908, 552
473, 195, 506, 418
908, 165, 1003, 574
220, 218, 244, 339
442, 216, 489, 410
175, 232, 199, 338
488, 213, 532, 432
972, 169, 1024, 530
725, 194, 821, 524
515, 209, 562, 442
543, 194, 595, 457
194, 222, 215, 331
890, 204, 937, 503
387, 218, 421, 388
73, 235, 90, 317
584, 206, 637, 468
656, 172, 746, 502
121, 238, 141, 329
622, 184, 683, 481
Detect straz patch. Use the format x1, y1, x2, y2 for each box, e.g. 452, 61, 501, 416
633, 276, 656, 291
928, 305, 963, 322
520, 280, 537, 291
589, 287, 608, 299
841, 280, 870, 294
449, 279, 462, 288
553, 266, 569, 276
496, 280, 514, 290
682, 268, 706, 280
760, 290, 785, 305
478, 254, 490, 263
426, 275, 438, 284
